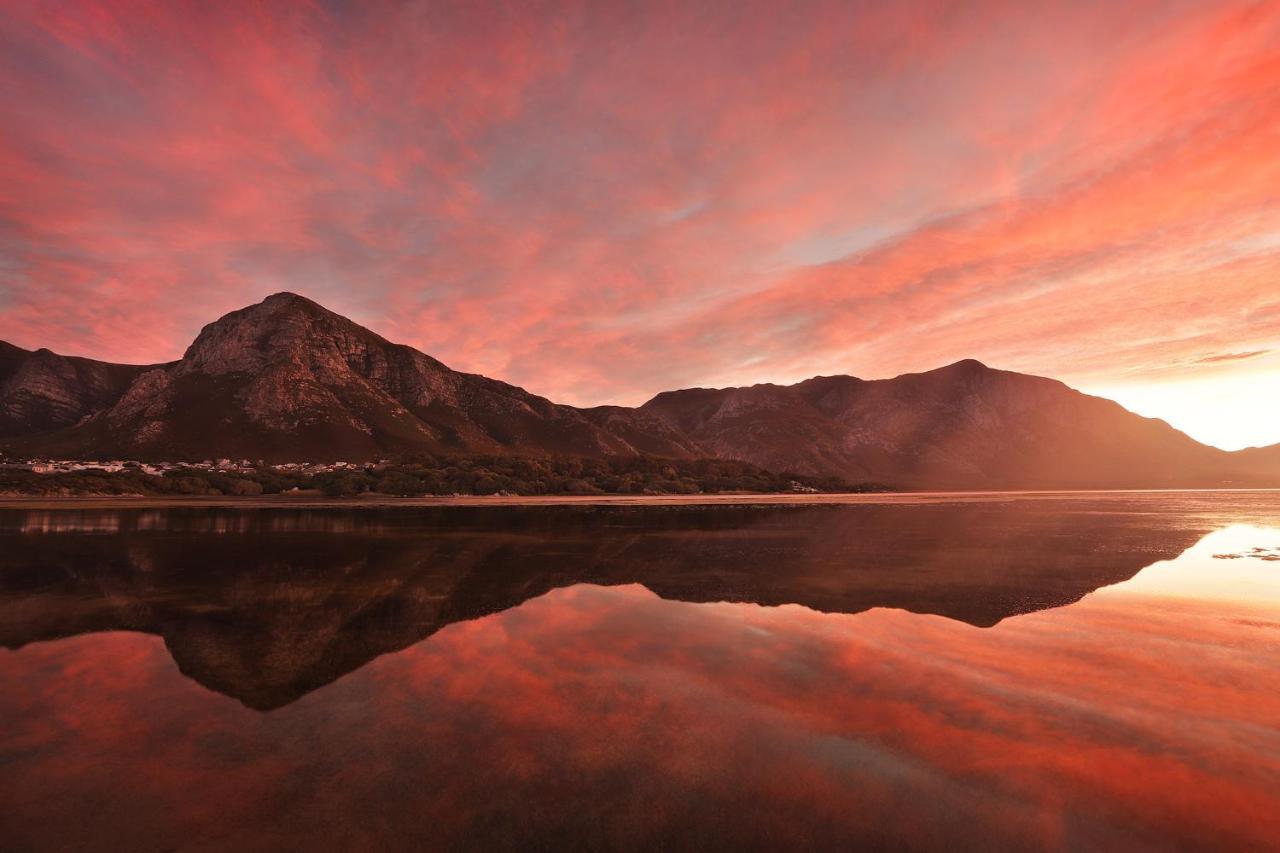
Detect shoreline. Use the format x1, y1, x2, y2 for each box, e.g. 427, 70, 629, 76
0, 488, 1277, 511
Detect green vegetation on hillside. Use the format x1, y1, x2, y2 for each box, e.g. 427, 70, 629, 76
0, 455, 891, 497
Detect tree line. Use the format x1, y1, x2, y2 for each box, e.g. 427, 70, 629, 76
0, 454, 891, 497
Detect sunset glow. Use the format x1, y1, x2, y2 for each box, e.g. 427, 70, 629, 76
2, 1, 1279, 446
1087, 361, 1280, 451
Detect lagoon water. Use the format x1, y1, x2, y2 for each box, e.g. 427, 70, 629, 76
2, 493, 1279, 851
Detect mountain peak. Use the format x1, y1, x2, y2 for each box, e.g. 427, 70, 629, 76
893, 358, 997, 385
259, 291, 325, 311
938, 358, 989, 373
179, 291, 377, 376
244, 291, 337, 323
263, 290, 309, 302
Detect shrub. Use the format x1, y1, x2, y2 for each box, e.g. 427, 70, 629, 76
375, 473, 427, 496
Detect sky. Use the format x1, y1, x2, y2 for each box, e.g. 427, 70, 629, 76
1, 0, 1278, 450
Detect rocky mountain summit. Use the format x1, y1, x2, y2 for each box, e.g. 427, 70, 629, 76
6, 293, 696, 462
2, 292, 1277, 488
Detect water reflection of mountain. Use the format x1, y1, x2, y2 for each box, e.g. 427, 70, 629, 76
0, 504, 1212, 710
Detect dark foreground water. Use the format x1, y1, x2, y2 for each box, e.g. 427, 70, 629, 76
2, 493, 1279, 851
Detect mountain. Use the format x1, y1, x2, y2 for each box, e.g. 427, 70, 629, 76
1232, 443, 1280, 473
641, 359, 1264, 488
1, 291, 1277, 487
2, 293, 697, 462
0, 340, 162, 437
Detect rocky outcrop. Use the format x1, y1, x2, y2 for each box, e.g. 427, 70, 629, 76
0, 340, 161, 437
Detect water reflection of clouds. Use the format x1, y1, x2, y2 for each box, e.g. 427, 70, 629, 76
5, 574, 1279, 850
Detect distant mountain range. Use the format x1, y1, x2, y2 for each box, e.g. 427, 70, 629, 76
2, 291, 1277, 488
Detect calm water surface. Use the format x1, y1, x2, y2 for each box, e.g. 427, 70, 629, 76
2, 493, 1279, 851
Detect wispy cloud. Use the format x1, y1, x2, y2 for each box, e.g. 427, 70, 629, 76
1195, 350, 1272, 364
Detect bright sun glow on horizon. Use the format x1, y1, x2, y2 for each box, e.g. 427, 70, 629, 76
1084, 367, 1280, 451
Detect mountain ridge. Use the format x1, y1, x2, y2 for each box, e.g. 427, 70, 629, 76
0, 340, 169, 438
2, 291, 1276, 488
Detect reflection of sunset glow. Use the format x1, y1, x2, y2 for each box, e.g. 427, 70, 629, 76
3, 531, 1279, 850
1097, 524, 1280, 605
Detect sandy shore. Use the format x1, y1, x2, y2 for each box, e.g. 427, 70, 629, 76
0, 488, 1275, 511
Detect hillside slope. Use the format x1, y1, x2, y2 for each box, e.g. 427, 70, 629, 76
0, 341, 160, 438
8, 293, 698, 462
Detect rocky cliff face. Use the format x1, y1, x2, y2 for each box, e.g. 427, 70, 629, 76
3, 292, 1277, 487
640, 383, 871, 479
0, 341, 160, 437
17, 292, 696, 462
